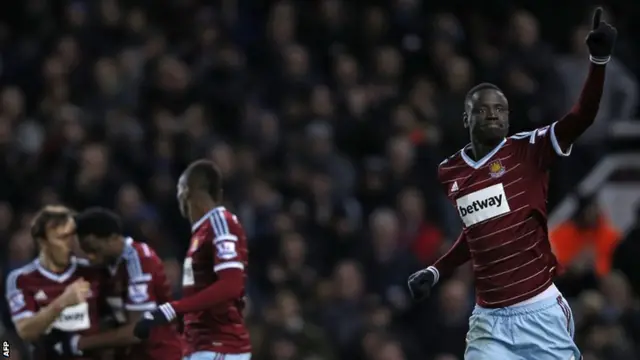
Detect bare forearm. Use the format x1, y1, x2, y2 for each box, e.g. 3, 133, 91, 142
15, 298, 65, 341
78, 323, 139, 350
429, 232, 471, 283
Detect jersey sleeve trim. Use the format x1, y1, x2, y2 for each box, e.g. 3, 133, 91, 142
426, 266, 440, 285
5, 264, 35, 296
213, 261, 244, 272
550, 121, 573, 156
125, 302, 157, 311
123, 246, 152, 283
208, 209, 237, 243
5, 270, 22, 296
213, 235, 239, 243
12, 310, 34, 322
130, 274, 153, 283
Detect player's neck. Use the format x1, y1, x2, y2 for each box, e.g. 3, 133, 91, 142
189, 201, 218, 226
38, 252, 68, 273
470, 138, 504, 161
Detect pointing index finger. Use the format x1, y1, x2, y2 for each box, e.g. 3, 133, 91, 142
592, 7, 603, 30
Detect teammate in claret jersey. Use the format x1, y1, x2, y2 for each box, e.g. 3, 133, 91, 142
134, 159, 251, 360
49, 207, 184, 360
4, 206, 108, 360
407, 8, 617, 360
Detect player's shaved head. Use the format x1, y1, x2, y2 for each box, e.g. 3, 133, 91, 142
465, 82, 504, 109
183, 159, 223, 202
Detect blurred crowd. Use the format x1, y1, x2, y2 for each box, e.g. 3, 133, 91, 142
1, 0, 639, 359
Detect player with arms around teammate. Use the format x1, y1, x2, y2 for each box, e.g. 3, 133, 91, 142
133, 159, 251, 360
45, 207, 183, 359
4, 206, 107, 359
407, 8, 616, 360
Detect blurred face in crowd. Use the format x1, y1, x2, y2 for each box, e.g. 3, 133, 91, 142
334, 261, 363, 300
39, 217, 76, 269
270, 337, 298, 360
276, 290, 301, 320
10, 230, 35, 264
375, 341, 406, 360
78, 234, 121, 266
464, 89, 510, 144
398, 187, 424, 221
510, 11, 539, 47
438, 279, 469, 316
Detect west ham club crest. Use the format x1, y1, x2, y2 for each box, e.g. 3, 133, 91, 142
488, 160, 506, 178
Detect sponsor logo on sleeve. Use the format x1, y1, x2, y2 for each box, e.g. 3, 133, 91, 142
8, 292, 25, 313
216, 241, 237, 260
455, 183, 511, 227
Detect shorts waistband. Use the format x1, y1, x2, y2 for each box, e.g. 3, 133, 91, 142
472, 294, 567, 317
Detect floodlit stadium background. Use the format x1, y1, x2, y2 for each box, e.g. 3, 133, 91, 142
1, 1, 639, 359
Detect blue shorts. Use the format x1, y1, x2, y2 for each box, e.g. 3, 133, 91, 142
183, 351, 251, 360
465, 295, 581, 360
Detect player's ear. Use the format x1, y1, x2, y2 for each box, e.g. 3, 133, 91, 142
462, 112, 469, 128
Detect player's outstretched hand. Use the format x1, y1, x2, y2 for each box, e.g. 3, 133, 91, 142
42, 329, 82, 358
133, 303, 177, 339
407, 268, 436, 302
585, 7, 617, 64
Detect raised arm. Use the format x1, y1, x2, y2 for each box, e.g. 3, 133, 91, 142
553, 8, 617, 151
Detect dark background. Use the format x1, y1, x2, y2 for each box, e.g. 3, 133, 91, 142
0, 0, 639, 359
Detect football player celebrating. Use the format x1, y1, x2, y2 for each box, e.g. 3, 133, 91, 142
5, 206, 106, 359
407, 8, 616, 360
49, 207, 184, 360
134, 159, 251, 360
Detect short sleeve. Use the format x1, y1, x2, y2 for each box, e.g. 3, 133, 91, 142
512, 122, 572, 169
209, 210, 245, 273
123, 244, 158, 312
5, 270, 37, 323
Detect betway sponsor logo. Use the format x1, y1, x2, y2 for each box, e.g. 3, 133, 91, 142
459, 194, 504, 216
51, 302, 91, 331
456, 184, 511, 227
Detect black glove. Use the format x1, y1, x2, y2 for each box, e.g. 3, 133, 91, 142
42, 329, 82, 358
585, 7, 617, 64
133, 303, 176, 339
407, 268, 436, 301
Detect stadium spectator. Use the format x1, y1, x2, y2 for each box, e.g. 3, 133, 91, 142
550, 194, 621, 278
